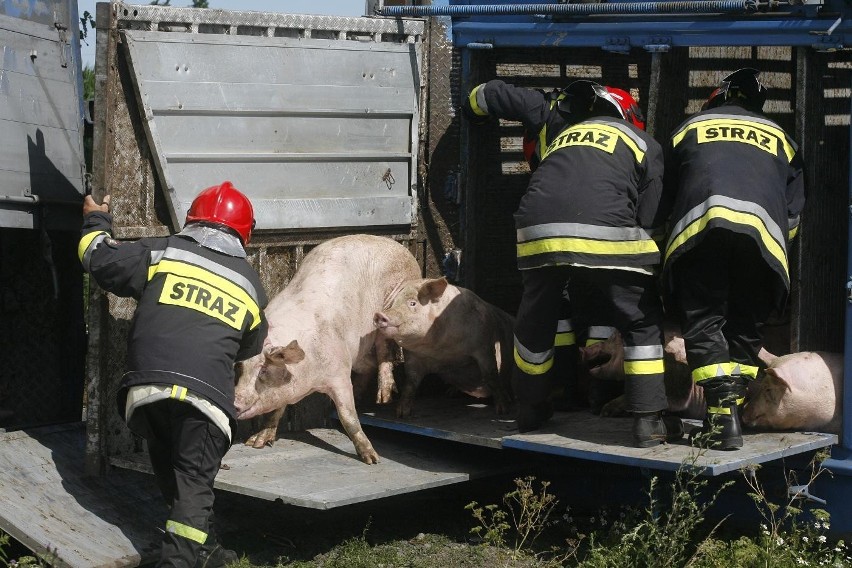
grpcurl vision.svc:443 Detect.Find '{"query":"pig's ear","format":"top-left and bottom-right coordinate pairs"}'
top-left (765, 369), bottom-right (793, 393)
top-left (264, 340), bottom-right (305, 367)
top-left (418, 277), bottom-right (448, 303)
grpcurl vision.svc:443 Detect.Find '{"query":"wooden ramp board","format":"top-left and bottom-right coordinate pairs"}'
top-left (357, 398), bottom-right (838, 476)
top-left (111, 428), bottom-right (518, 510)
top-left (0, 423), bottom-right (165, 568)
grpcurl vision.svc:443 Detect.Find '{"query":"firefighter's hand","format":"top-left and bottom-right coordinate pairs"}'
top-left (83, 194), bottom-right (111, 215)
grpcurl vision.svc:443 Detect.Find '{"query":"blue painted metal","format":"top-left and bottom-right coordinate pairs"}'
top-left (381, 0), bottom-right (850, 49)
top-left (381, 1), bottom-right (756, 16)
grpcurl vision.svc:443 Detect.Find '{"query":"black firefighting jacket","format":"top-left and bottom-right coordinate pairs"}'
top-left (662, 102), bottom-right (805, 300)
top-left (79, 211), bottom-right (268, 430)
top-left (514, 116), bottom-right (666, 271)
top-left (466, 80), bottom-right (569, 169)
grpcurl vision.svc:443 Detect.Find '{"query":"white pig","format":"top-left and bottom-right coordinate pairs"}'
top-left (234, 234), bottom-right (421, 464)
top-left (373, 276), bottom-right (514, 418)
top-left (743, 351), bottom-right (844, 435)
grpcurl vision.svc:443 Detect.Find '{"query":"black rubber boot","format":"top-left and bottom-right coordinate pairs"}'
top-left (689, 376), bottom-right (745, 450)
top-left (633, 412), bottom-right (684, 448)
top-left (195, 542), bottom-right (238, 568)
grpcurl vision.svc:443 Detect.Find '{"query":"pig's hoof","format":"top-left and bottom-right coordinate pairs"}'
top-left (376, 391), bottom-right (394, 405)
top-left (395, 406), bottom-right (412, 418)
top-left (600, 397), bottom-right (628, 417)
top-left (246, 431), bottom-right (276, 449)
top-left (360, 450), bottom-right (380, 465)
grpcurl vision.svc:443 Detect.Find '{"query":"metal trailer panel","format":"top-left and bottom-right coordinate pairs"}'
top-left (120, 22), bottom-right (421, 233)
top-left (0, 3), bottom-right (85, 231)
top-left (87, 2), bottom-right (428, 475)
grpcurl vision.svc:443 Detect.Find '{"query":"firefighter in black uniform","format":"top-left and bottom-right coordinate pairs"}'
top-left (465, 79), bottom-right (679, 446)
top-left (663, 68), bottom-right (805, 450)
top-left (466, 81), bottom-right (649, 413)
top-left (80, 182), bottom-right (269, 567)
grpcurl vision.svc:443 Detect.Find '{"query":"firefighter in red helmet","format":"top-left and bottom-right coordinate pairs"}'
top-left (464, 79), bottom-right (679, 447)
top-left (663, 68), bottom-right (805, 450)
top-left (80, 182), bottom-right (268, 567)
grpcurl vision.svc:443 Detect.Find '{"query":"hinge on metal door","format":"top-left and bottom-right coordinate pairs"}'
top-left (54, 22), bottom-right (69, 68)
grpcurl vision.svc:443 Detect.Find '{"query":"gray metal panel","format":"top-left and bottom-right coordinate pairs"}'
top-left (0, 6), bottom-right (85, 231)
top-left (121, 25), bottom-right (422, 232)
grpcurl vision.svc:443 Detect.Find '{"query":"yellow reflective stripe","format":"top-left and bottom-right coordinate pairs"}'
top-left (739, 365), bottom-right (759, 380)
top-left (518, 236), bottom-right (658, 258)
top-left (665, 206), bottom-right (788, 279)
top-left (554, 332), bottom-right (576, 347)
top-left (692, 363), bottom-right (738, 382)
top-left (585, 338), bottom-right (604, 346)
top-left (514, 347), bottom-right (553, 376)
top-left (468, 84), bottom-right (488, 116)
top-left (707, 406), bottom-right (732, 415)
top-left (169, 385), bottom-right (188, 401)
top-left (624, 359), bottom-right (665, 375)
top-left (149, 259), bottom-right (262, 330)
top-left (789, 226), bottom-right (799, 240)
top-left (78, 231), bottom-right (108, 262)
top-left (166, 520), bottom-right (208, 544)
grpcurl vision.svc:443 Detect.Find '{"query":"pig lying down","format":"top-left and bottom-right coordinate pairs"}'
top-left (744, 351), bottom-right (844, 435)
top-left (588, 331), bottom-right (844, 436)
top-left (374, 277), bottom-right (514, 418)
top-left (234, 234), bottom-right (421, 464)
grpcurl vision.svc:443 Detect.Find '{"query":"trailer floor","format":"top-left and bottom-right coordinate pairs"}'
top-left (356, 397), bottom-right (838, 475)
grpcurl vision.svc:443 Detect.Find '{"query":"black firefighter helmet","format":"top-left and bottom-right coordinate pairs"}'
top-left (702, 67), bottom-right (768, 113)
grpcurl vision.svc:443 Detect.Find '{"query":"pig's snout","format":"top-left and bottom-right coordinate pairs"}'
top-left (374, 312), bottom-right (392, 329)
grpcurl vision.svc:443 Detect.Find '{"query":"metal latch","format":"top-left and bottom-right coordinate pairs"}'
top-left (789, 483), bottom-right (827, 505)
top-left (54, 22), bottom-right (69, 68)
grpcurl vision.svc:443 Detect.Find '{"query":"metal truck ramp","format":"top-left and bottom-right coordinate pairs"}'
top-left (357, 398), bottom-right (838, 476)
top-left (111, 427), bottom-right (518, 510)
top-left (0, 423), bottom-right (165, 568)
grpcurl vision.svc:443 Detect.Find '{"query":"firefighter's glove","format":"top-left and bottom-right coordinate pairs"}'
top-left (462, 85), bottom-right (491, 126)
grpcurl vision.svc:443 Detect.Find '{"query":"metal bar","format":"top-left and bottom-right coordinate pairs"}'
top-left (164, 152), bottom-right (412, 163)
top-left (844, 70), bottom-right (852, 451)
top-left (450, 20), bottom-right (848, 49)
top-left (151, 109), bottom-right (413, 119)
top-left (380, 1), bottom-right (755, 16)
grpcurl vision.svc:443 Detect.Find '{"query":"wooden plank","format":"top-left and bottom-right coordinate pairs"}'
top-left (112, 428), bottom-right (519, 510)
top-left (357, 397), bottom-right (837, 476)
top-left (0, 424), bottom-right (165, 568)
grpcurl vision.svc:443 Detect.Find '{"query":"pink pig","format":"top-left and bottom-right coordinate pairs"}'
top-left (373, 277), bottom-right (514, 418)
top-left (743, 351), bottom-right (844, 435)
top-left (234, 235), bottom-right (421, 464)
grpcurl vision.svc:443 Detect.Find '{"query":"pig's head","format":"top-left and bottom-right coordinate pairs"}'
top-left (373, 277), bottom-right (449, 348)
top-left (742, 370), bottom-right (795, 429)
top-left (234, 340), bottom-right (305, 420)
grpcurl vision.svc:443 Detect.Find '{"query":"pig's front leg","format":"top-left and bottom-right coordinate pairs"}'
top-left (329, 383), bottom-right (379, 464)
top-left (397, 352), bottom-right (428, 418)
top-left (246, 406), bottom-right (286, 448)
top-left (375, 337), bottom-right (397, 404)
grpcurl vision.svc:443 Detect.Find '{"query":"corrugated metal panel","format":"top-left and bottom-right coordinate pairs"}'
top-left (120, 20), bottom-right (422, 232)
top-left (0, 2), bottom-right (85, 230)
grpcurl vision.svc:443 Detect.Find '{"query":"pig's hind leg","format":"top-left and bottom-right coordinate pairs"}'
top-left (375, 337), bottom-right (398, 404)
top-left (476, 348), bottom-right (512, 415)
top-left (246, 406), bottom-right (286, 448)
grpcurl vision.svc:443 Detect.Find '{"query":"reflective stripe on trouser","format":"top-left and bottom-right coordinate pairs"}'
top-left (552, 297), bottom-right (579, 393)
top-left (135, 399), bottom-right (230, 568)
top-left (669, 230), bottom-right (778, 386)
top-left (563, 266), bottom-right (668, 413)
top-left (514, 265), bottom-right (667, 413)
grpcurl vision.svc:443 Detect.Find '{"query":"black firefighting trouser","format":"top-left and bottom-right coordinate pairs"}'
top-left (135, 399), bottom-right (230, 568)
top-left (513, 265), bottom-right (668, 414)
top-left (669, 230), bottom-right (779, 384)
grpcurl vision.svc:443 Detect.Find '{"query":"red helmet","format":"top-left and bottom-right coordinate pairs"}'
top-left (605, 87), bottom-right (646, 130)
top-left (185, 181), bottom-right (255, 245)
top-left (703, 68), bottom-right (767, 112)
